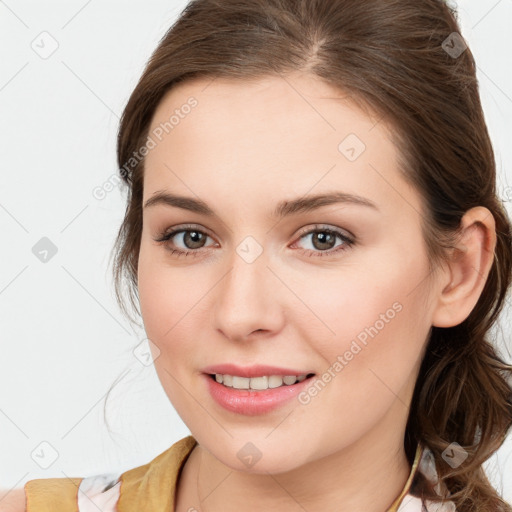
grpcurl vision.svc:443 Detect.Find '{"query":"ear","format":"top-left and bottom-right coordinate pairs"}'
top-left (431, 206), bottom-right (496, 328)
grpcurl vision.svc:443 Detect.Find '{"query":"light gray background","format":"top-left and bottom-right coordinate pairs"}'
top-left (1, 0), bottom-right (511, 502)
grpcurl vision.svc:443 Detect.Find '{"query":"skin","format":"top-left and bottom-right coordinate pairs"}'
top-left (0, 489), bottom-right (26, 511)
top-left (136, 72), bottom-right (496, 512)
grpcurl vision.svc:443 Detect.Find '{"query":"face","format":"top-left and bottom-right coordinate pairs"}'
top-left (137, 72), bottom-right (438, 473)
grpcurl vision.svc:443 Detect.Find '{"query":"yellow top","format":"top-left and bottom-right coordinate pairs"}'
top-left (24, 435), bottom-right (455, 511)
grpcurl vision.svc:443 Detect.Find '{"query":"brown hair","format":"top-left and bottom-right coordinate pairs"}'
top-left (109, 0), bottom-right (512, 509)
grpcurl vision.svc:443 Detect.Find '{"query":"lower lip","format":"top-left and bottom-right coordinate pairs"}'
top-left (203, 374), bottom-right (315, 416)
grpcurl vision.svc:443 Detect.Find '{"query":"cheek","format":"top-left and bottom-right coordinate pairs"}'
top-left (138, 265), bottom-right (172, 340)
top-left (138, 243), bottom-right (199, 335)
top-left (290, 261), bottom-right (430, 446)
top-left (137, 246), bottom-right (216, 385)
top-left (137, 252), bottom-right (200, 410)
top-left (294, 245), bottom-right (431, 389)
top-left (137, 247), bottom-right (189, 355)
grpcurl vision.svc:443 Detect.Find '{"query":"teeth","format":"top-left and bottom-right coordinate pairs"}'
top-left (249, 376), bottom-right (268, 390)
top-left (233, 376), bottom-right (250, 389)
top-left (214, 373), bottom-right (309, 390)
top-left (268, 375), bottom-right (283, 388)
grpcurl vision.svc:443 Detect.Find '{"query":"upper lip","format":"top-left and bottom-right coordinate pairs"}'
top-left (202, 363), bottom-right (315, 378)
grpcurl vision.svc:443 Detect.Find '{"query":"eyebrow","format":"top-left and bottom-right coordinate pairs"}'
top-left (143, 190), bottom-right (379, 217)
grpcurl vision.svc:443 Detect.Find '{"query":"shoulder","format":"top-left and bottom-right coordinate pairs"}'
top-left (0, 488), bottom-right (26, 512)
top-left (22, 435), bottom-right (197, 512)
top-left (23, 477), bottom-right (83, 512)
top-left (396, 444), bottom-right (456, 512)
top-left (21, 475), bottom-right (120, 512)
top-left (117, 435), bottom-right (197, 510)
top-left (77, 472), bottom-right (122, 512)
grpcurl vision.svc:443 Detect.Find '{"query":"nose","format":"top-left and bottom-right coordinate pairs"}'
top-left (212, 246), bottom-right (285, 343)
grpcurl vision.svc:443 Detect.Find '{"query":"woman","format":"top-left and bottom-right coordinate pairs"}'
top-left (10, 0), bottom-right (512, 510)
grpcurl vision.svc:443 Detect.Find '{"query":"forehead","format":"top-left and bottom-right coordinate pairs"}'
top-left (148, 73), bottom-right (385, 148)
top-left (142, 73), bottom-right (422, 220)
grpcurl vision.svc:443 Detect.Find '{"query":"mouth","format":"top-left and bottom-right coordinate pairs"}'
top-left (203, 372), bottom-right (317, 415)
top-left (206, 372), bottom-right (316, 391)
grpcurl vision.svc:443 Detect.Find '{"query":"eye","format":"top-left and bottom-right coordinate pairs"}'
top-left (153, 224), bottom-right (216, 257)
top-left (153, 223), bottom-right (355, 258)
top-left (291, 225), bottom-right (354, 257)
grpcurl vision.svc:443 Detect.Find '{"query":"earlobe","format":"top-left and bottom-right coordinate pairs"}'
top-left (431, 206), bottom-right (496, 328)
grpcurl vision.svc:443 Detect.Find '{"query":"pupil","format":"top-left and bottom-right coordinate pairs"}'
top-left (185, 231), bottom-right (205, 249)
top-left (314, 232), bottom-right (335, 250)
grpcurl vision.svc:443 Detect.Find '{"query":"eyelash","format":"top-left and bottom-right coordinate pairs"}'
top-left (153, 223), bottom-right (355, 258)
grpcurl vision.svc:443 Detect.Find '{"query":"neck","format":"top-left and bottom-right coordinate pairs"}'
top-left (179, 401), bottom-right (413, 512)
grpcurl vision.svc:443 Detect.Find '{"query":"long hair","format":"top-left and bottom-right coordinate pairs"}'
top-left (109, 1), bottom-right (512, 509)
